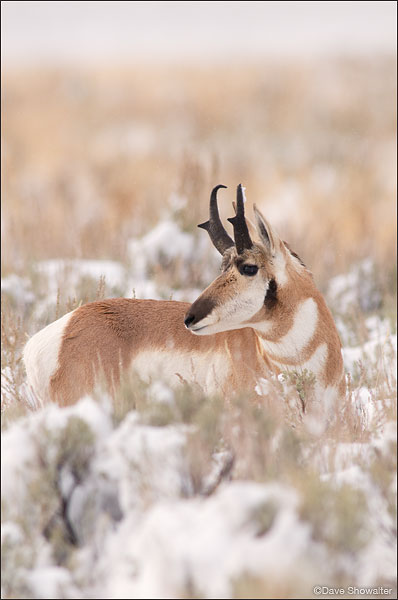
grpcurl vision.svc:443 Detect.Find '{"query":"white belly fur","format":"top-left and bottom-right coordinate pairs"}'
top-left (131, 349), bottom-right (231, 396)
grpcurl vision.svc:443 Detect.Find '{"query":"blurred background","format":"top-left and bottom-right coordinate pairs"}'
top-left (1, 0), bottom-right (397, 308)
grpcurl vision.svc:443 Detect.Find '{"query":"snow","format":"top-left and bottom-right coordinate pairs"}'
top-left (327, 258), bottom-right (382, 313)
top-left (24, 258), bottom-right (129, 323)
top-left (2, 385), bottom-right (396, 598)
top-left (27, 567), bottom-right (79, 600)
top-left (1, 367), bottom-right (16, 406)
top-left (124, 218), bottom-right (219, 301)
top-left (147, 381), bottom-right (175, 404)
top-left (1, 521), bottom-right (24, 546)
top-left (325, 464), bottom-right (397, 587)
top-left (1, 397), bottom-right (112, 513)
top-left (343, 333), bottom-right (397, 374)
top-left (2, 240), bottom-right (397, 598)
top-left (22, 220), bottom-right (218, 317)
top-left (36, 258), bottom-right (126, 294)
top-left (255, 377), bottom-right (271, 397)
top-left (127, 219), bottom-right (216, 284)
top-left (102, 482), bottom-right (309, 600)
top-left (92, 414), bottom-right (189, 513)
top-left (128, 220), bottom-right (195, 274)
top-left (1, 273), bottom-right (35, 307)
top-left (1, 417), bottom-right (38, 506)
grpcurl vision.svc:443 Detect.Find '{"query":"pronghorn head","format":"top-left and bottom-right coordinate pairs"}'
top-left (184, 184), bottom-right (305, 335)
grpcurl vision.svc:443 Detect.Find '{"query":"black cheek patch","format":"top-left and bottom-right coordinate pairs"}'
top-left (264, 278), bottom-right (277, 310)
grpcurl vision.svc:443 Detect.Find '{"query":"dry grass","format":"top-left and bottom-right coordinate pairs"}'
top-left (1, 55), bottom-right (396, 438)
top-left (2, 58), bottom-right (396, 284)
top-left (1, 56), bottom-right (396, 599)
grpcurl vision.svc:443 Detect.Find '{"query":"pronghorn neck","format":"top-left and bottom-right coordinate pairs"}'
top-left (253, 295), bottom-right (321, 370)
top-left (248, 268), bottom-right (343, 394)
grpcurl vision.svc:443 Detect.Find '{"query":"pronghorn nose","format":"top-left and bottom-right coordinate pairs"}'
top-left (184, 297), bottom-right (216, 329)
top-left (184, 313), bottom-right (196, 328)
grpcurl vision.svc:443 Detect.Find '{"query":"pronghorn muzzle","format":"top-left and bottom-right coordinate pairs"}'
top-left (184, 297), bottom-right (216, 331)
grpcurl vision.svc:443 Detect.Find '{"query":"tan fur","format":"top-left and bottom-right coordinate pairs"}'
top-left (49, 299), bottom-right (274, 406)
top-left (248, 258), bottom-right (343, 387)
top-left (184, 233), bottom-right (344, 399)
top-left (25, 200), bottom-right (345, 409)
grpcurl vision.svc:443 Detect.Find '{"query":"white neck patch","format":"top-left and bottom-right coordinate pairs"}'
top-left (258, 297), bottom-right (318, 359)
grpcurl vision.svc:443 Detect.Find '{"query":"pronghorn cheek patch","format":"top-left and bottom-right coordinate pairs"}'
top-left (264, 279), bottom-right (277, 310)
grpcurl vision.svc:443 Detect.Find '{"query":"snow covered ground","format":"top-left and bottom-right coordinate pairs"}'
top-left (2, 388), bottom-right (396, 599)
top-left (1, 222), bottom-right (397, 599)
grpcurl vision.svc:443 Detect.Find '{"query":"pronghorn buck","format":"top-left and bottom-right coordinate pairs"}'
top-left (24, 185), bottom-right (345, 408)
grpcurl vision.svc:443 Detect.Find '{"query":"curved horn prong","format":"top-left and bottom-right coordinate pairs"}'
top-left (227, 184), bottom-right (253, 254)
top-left (198, 185), bottom-right (235, 255)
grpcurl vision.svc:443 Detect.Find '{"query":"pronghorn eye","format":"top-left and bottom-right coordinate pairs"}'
top-left (241, 264), bottom-right (258, 276)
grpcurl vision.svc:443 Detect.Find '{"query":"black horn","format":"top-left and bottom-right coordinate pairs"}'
top-left (198, 185), bottom-right (235, 255)
top-left (227, 184), bottom-right (253, 254)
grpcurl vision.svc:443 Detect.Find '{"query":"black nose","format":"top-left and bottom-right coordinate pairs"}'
top-left (184, 298), bottom-right (216, 329)
top-left (184, 313), bottom-right (196, 328)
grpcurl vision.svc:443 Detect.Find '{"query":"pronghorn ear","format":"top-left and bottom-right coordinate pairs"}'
top-left (253, 205), bottom-right (279, 255)
top-left (245, 215), bottom-right (258, 242)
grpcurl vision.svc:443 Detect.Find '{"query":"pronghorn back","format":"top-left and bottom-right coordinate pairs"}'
top-left (24, 299), bottom-right (271, 405)
top-left (23, 184), bottom-right (345, 409)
